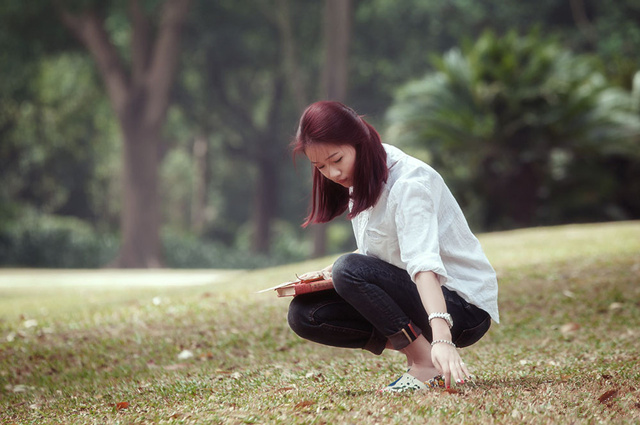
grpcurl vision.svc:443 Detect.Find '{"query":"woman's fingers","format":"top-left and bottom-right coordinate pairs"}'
top-left (432, 345), bottom-right (472, 388)
top-left (451, 359), bottom-right (471, 385)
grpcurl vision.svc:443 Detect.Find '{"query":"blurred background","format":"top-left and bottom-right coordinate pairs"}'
top-left (1, 0), bottom-right (639, 269)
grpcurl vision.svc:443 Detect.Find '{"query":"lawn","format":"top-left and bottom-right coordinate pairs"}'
top-left (1, 221), bottom-right (639, 424)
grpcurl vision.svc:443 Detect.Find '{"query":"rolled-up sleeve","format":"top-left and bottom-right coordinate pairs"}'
top-left (390, 178), bottom-right (449, 284)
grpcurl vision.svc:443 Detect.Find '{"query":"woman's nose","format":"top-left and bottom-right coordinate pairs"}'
top-left (329, 166), bottom-right (341, 179)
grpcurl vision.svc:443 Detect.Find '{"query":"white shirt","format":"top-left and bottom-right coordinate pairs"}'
top-left (351, 144), bottom-right (500, 323)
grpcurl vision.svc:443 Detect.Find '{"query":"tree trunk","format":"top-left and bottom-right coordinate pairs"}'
top-left (57, 0), bottom-right (191, 267)
top-left (119, 122), bottom-right (163, 267)
top-left (252, 152), bottom-right (278, 254)
top-left (505, 161), bottom-right (540, 228)
top-left (314, 0), bottom-right (352, 257)
top-left (322, 0), bottom-right (351, 102)
top-left (191, 135), bottom-right (209, 235)
top-left (251, 75), bottom-right (285, 255)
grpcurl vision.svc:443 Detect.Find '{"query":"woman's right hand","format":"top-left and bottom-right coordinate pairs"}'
top-left (298, 265), bottom-right (332, 281)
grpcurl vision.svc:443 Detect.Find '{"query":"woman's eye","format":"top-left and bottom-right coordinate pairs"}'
top-left (334, 157), bottom-right (342, 163)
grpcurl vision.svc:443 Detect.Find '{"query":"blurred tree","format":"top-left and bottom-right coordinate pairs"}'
top-left (174, 0), bottom-right (337, 256)
top-left (0, 3), bottom-right (120, 229)
top-left (387, 30), bottom-right (640, 230)
top-left (56, 0), bottom-right (192, 267)
top-left (174, 0), bottom-right (305, 255)
top-left (312, 0), bottom-right (353, 257)
top-left (3, 0), bottom-right (640, 268)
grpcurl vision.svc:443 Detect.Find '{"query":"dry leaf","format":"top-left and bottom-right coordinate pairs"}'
top-left (295, 400), bottom-right (316, 409)
top-left (163, 363), bottom-right (188, 370)
top-left (560, 322), bottom-right (580, 335)
top-left (609, 302), bottom-right (623, 311)
top-left (598, 389), bottom-right (618, 404)
top-left (177, 349), bottom-right (194, 360)
top-left (199, 352), bottom-right (214, 360)
top-left (115, 401), bottom-right (130, 410)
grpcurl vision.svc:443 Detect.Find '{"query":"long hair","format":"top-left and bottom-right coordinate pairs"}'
top-left (292, 101), bottom-right (388, 227)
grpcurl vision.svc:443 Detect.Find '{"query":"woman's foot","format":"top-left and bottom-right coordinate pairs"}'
top-left (400, 334), bottom-right (439, 382)
top-left (379, 372), bottom-right (446, 393)
top-left (406, 364), bottom-right (440, 383)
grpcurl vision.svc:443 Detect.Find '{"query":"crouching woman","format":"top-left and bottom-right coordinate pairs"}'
top-left (287, 101), bottom-right (499, 392)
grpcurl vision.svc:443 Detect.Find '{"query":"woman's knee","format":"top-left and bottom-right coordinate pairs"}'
top-left (332, 253), bottom-right (366, 294)
top-left (332, 253), bottom-right (362, 276)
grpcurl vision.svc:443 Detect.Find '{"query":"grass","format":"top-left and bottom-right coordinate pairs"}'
top-left (1, 221), bottom-right (639, 424)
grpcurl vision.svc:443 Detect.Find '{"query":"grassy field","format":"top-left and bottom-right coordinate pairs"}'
top-left (1, 221), bottom-right (639, 424)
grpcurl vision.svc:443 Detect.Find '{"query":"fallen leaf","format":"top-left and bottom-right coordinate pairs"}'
top-left (598, 389), bottom-right (618, 404)
top-left (177, 349), bottom-right (194, 360)
top-left (295, 400), bottom-right (316, 409)
top-left (115, 402), bottom-right (130, 410)
top-left (199, 352), bottom-right (214, 360)
top-left (305, 371), bottom-right (324, 381)
top-left (609, 302), bottom-right (623, 311)
top-left (11, 385), bottom-right (30, 393)
top-left (23, 319), bottom-right (38, 328)
top-left (560, 322), bottom-right (580, 335)
top-left (163, 363), bottom-right (189, 371)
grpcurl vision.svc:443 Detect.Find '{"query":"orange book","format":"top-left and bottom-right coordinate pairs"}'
top-left (275, 279), bottom-right (334, 297)
top-left (258, 270), bottom-right (334, 297)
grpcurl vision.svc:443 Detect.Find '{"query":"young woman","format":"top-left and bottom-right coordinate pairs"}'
top-left (287, 101), bottom-right (499, 392)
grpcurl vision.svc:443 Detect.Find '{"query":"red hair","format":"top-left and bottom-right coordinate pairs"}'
top-left (292, 101), bottom-right (388, 227)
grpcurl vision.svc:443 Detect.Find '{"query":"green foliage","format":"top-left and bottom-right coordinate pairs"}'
top-left (387, 29), bottom-right (640, 230)
top-left (162, 229), bottom-right (275, 269)
top-left (0, 211), bottom-right (118, 268)
top-left (0, 52), bottom-right (120, 225)
top-left (3, 0), bottom-right (640, 264)
top-left (0, 211), bottom-right (313, 269)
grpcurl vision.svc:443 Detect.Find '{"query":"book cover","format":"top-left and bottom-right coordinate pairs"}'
top-left (275, 278), bottom-right (334, 297)
top-left (258, 270), bottom-right (334, 297)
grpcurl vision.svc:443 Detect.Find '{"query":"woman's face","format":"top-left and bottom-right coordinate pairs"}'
top-left (305, 143), bottom-right (356, 188)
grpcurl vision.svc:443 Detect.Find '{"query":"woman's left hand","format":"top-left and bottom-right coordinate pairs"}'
top-left (430, 342), bottom-right (471, 388)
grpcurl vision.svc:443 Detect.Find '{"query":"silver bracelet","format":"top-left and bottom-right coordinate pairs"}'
top-left (431, 339), bottom-right (456, 348)
top-left (428, 312), bottom-right (453, 328)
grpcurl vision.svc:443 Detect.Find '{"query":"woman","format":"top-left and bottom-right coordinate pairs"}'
top-left (287, 101), bottom-right (499, 392)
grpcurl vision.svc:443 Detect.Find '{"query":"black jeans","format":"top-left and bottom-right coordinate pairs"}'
top-left (288, 253), bottom-right (491, 355)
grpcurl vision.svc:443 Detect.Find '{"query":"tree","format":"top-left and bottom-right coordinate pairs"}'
top-left (312, 0), bottom-right (353, 257)
top-left (174, 0), bottom-right (299, 255)
top-left (56, 0), bottom-right (192, 267)
top-left (387, 30), bottom-right (640, 230)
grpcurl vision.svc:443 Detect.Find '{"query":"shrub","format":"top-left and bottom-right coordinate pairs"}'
top-left (0, 213), bottom-right (118, 268)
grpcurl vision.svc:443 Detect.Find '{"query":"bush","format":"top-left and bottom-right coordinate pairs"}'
top-left (162, 230), bottom-right (276, 269)
top-left (0, 213), bottom-right (118, 268)
top-left (0, 213), bottom-right (310, 269)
